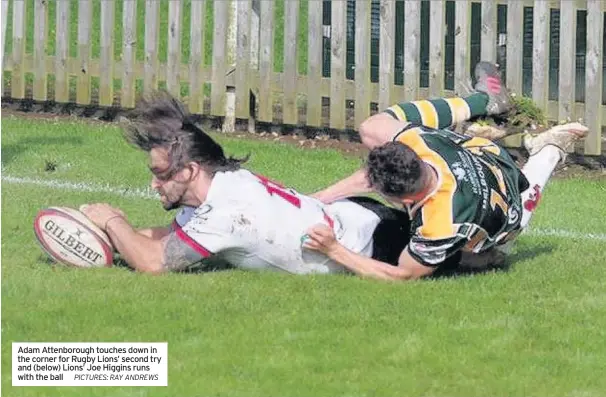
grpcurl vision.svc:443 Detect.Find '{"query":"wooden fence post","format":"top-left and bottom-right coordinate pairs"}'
top-left (77, 0), bottom-right (92, 105)
top-left (211, 0), bottom-right (228, 117)
top-left (257, 0), bottom-right (273, 123)
top-left (222, 0), bottom-right (237, 132)
top-left (557, 0), bottom-right (576, 124)
top-left (235, 0), bottom-right (251, 121)
top-left (379, 0), bottom-right (395, 110)
top-left (584, 0), bottom-right (604, 155)
top-left (99, 0), bottom-right (115, 106)
top-left (480, 0), bottom-right (496, 63)
top-left (502, 0), bottom-right (524, 147)
top-left (330, 0), bottom-right (346, 130)
top-left (429, 0), bottom-right (445, 99)
top-left (55, 0), bottom-right (70, 103)
top-left (283, 0), bottom-right (299, 126)
top-left (403, 0), bottom-right (420, 102)
top-left (189, 0), bottom-right (206, 115)
top-left (33, 0), bottom-right (48, 101)
top-left (122, 0), bottom-right (137, 108)
top-left (167, 0), bottom-right (182, 99)
top-left (306, 1), bottom-right (322, 127)
top-left (355, 0), bottom-right (372, 128)
top-left (454, 0), bottom-right (471, 96)
top-left (1, 0), bottom-right (8, 77)
top-left (531, 0), bottom-right (549, 113)
top-left (11, 0), bottom-right (26, 99)
top-left (144, 0), bottom-right (160, 94)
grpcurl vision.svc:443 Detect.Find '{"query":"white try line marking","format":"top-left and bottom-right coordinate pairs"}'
top-left (4, 174), bottom-right (606, 242)
top-left (2, 175), bottom-right (158, 200)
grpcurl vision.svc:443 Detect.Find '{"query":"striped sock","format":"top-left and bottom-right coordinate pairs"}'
top-left (384, 93), bottom-right (489, 129)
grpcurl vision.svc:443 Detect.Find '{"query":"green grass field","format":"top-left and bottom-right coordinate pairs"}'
top-left (2, 114), bottom-right (606, 397)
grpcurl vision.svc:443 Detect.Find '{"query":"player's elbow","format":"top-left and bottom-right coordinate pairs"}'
top-left (129, 257), bottom-right (166, 274)
top-left (358, 113), bottom-right (400, 149)
top-left (359, 119), bottom-right (382, 149)
top-left (390, 268), bottom-right (417, 281)
top-left (374, 266), bottom-right (417, 282)
top-left (389, 263), bottom-right (435, 281)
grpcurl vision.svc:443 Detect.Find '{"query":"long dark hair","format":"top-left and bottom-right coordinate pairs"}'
top-left (123, 90), bottom-right (248, 175)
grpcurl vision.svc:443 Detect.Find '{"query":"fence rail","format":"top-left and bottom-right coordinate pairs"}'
top-left (1, 0), bottom-right (605, 155)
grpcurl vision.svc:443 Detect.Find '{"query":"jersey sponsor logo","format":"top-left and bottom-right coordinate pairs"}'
top-left (451, 161), bottom-right (468, 182)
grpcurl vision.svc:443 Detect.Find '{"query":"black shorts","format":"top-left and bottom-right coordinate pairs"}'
top-left (346, 196), bottom-right (411, 266)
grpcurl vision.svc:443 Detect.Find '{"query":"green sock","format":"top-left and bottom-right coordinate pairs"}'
top-left (384, 93), bottom-right (489, 129)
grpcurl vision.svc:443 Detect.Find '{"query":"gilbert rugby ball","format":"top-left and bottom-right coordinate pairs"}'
top-left (34, 207), bottom-right (114, 268)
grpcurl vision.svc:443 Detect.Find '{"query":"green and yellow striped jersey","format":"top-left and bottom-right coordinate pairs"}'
top-left (393, 125), bottom-right (528, 267)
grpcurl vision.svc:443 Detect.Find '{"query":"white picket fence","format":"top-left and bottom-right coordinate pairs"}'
top-left (1, 0), bottom-right (604, 154)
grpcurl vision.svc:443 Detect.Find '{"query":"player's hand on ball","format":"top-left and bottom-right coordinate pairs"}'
top-left (302, 224), bottom-right (339, 255)
top-left (79, 203), bottom-right (125, 231)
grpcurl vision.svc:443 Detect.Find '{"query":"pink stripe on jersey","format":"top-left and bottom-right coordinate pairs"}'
top-left (173, 222), bottom-right (212, 258)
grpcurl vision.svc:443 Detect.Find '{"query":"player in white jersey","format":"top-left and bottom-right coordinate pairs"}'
top-left (79, 91), bottom-right (416, 274)
top-left (170, 168), bottom-right (385, 274)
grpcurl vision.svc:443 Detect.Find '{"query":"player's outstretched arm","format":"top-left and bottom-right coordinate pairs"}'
top-left (80, 203), bottom-right (165, 273)
top-left (303, 224), bottom-right (435, 281)
top-left (80, 203), bottom-right (204, 273)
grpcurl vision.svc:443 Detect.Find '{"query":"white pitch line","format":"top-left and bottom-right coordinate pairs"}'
top-left (522, 228), bottom-right (606, 242)
top-left (3, 174), bottom-right (606, 242)
top-left (2, 175), bottom-right (158, 200)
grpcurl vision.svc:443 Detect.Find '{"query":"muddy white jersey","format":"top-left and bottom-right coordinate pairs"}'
top-left (172, 169), bottom-right (380, 274)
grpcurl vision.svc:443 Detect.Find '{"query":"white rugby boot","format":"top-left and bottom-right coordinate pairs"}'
top-left (523, 122), bottom-right (589, 162)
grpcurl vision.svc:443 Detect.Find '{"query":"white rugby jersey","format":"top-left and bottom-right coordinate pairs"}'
top-left (172, 169), bottom-right (380, 274)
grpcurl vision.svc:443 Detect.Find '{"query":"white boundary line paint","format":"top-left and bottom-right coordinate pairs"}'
top-left (2, 175), bottom-right (158, 200)
top-left (4, 174), bottom-right (606, 242)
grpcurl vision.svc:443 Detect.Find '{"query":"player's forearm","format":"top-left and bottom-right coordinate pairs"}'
top-left (105, 218), bottom-right (165, 273)
top-left (136, 226), bottom-right (172, 240)
top-left (313, 168), bottom-right (373, 203)
top-left (326, 245), bottom-right (415, 281)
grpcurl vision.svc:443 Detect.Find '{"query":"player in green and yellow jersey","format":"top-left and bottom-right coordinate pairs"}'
top-left (305, 62), bottom-right (588, 280)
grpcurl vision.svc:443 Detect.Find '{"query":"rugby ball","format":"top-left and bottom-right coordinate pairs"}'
top-left (34, 207), bottom-right (114, 268)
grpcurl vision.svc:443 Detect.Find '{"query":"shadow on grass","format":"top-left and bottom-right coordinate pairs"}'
top-left (1, 136), bottom-right (84, 168)
top-left (111, 257), bottom-right (235, 275)
top-left (430, 244), bottom-right (556, 280)
top-left (506, 243), bottom-right (556, 264)
top-left (430, 264), bottom-right (512, 280)
top-left (43, 242), bottom-right (554, 278)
